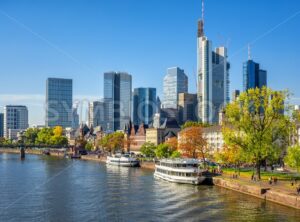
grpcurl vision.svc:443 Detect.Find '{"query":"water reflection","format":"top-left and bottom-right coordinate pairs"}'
top-left (1, 154), bottom-right (300, 222)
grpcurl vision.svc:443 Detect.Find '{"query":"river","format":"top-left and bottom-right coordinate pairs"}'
top-left (1, 153), bottom-right (300, 222)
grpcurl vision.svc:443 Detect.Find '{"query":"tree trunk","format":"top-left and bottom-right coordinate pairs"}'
top-left (256, 161), bottom-right (261, 180)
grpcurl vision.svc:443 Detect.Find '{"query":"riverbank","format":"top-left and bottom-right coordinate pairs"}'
top-left (213, 176), bottom-right (300, 209)
top-left (0, 148), bottom-right (156, 170)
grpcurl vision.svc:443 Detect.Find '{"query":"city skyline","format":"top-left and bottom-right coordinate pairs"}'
top-left (0, 0), bottom-right (300, 125)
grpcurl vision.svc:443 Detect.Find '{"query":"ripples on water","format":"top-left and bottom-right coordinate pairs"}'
top-left (0, 154), bottom-right (300, 222)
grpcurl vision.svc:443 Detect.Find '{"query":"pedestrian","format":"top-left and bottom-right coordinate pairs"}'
top-left (251, 174), bottom-right (254, 181)
top-left (297, 186), bottom-right (300, 195)
top-left (268, 177), bottom-right (272, 185)
top-left (274, 177), bottom-right (278, 185)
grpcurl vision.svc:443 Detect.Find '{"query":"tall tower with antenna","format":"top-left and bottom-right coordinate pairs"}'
top-left (197, 0), bottom-right (230, 124)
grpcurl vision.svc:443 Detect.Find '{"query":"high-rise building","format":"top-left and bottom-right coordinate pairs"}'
top-left (133, 88), bottom-right (156, 126)
top-left (104, 72), bottom-right (132, 131)
top-left (0, 113), bottom-right (4, 137)
top-left (46, 78), bottom-right (73, 128)
top-left (243, 60), bottom-right (267, 91)
top-left (71, 107), bottom-right (79, 129)
top-left (88, 101), bottom-right (106, 129)
top-left (163, 67), bottom-right (188, 109)
top-left (156, 96), bottom-right (161, 113)
top-left (178, 93), bottom-right (197, 124)
top-left (232, 90), bottom-right (240, 101)
top-left (4, 105), bottom-right (28, 139)
top-left (197, 5), bottom-right (230, 124)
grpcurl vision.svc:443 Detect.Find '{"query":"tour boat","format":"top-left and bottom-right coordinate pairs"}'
top-left (106, 153), bottom-right (140, 167)
top-left (154, 159), bottom-right (207, 185)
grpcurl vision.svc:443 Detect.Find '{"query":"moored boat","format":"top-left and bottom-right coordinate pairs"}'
top-left (154, 158), bottom-right (208, 185)
top-left (106, 153), bottom-right (140, 167)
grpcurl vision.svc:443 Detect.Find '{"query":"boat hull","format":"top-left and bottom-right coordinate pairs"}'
top-left (106, 160), bottom-right (140, 167)
top-left (154, 171), bottom-right (206, 185)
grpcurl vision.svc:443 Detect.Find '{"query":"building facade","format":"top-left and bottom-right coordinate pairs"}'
top-left (243, 60), bottom-right (267, 91)
top-left (88, 101), bottom-right (106, 129)
top-left (0, 113), bottom-right (4, 137)
top-left (178, 93), bottom-right (197, 124)
top-left (133, 87), bottom-right (156, 126)
top-left (4, 105), bottom-right (28, 139)
top-left (46, 78), bottom-right (73, 128)
top-left (178, 125), bottom-right (224, 154)
top-left (104, 72), bottom-right (132, 131)
top-left (163, 67), bottom-right (188, 109)
top-left (197, 20), bottom-right (230, 124)
top-left (232, 90), bottom-right (240, 101)
top-left (72, 107), bottom-right (79, 129)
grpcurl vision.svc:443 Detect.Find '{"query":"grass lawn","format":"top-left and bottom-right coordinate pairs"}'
top-left (222, 168), bottom-right (300, 180)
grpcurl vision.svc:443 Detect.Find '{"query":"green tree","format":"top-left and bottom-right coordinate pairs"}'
top-left (85, 142), bottom-right (94, 151)
top-left (24, 128), bottom-right (40, 145)
top-left (155, 144), bottom-right (173, 159)
top-left (140, 142), bottom-right (156, 158)
top-left (223, 87), bottom-right (290, 179)
top-left (170, 150), bottom-right (181, 158)
top-left (285, 145), bottom-right (300, 173)
top-left (36, 128), bottom-right (54, 145)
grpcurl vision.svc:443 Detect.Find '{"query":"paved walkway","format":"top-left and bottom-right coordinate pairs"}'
top-left (221, 172), bottom-right (300, 196)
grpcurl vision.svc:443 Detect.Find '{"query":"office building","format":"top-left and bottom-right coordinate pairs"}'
top-left (0, 113), bottom-right (3, 137)
top-left (178, 93), bottom-right (197, 124)
top-left (88, 101), bottom-right (106, 129)
top-left (46, 78), bottom-right (73, 128)
top-left (104, 72), bottom-right (132, 131)
top-left (4, 105), bottom-right (28, 139)
top-left (243, 60), bottom-right (267, 91)
top-left (197, 7), bottom-right (230, 124)
top-left (163, 67), bottom-right (188, 109)
top-left (72, 107), bottom-right (79, 129)
top-left (232, 90), bottom-right (240, 101)
top-left (133, 87), bottom-right (156, 126)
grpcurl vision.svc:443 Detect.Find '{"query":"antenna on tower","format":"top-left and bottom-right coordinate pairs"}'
top-left (248, 44), bottom-right (251, 60)
top-left (202, 0), bottom-right (205, 24)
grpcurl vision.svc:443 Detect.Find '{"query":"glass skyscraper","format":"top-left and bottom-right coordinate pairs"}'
top-left (163, 67), bottom-right (188, 109)
top-left (46, 78), bottom-right (73, 128)
top-left (197, 19), bottom-right (230, 124)
top-left (0, 113), bottom-right (4, 137)
top-left (104, 72), bottom-right (132, 131)
top-left (243, 60), bottom-right (267, 91)
top-left (133, 88), bottom-right (156, 126)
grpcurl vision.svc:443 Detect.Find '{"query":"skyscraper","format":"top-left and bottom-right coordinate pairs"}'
top-left (104, 72), bottom-right (132, 131)
top-left (133, 88), bottom-right (156, 126)
top-left (72, 107), bottom-right (79, 129)
top-left (197, 3), bottom-right (230, 124)
top-left (178, 93), bottom-right (198, 124)
top-left (243, 60), bottom-right (267, 91)
top-left (232, 90), bottom-right (240, 101)
top-left (88, 101), bottom-right (106, 129)
top-left (0, 113), bottom-right (4, 138)
top-left (46, 78), bottom-right (73, 128)
top-left (163, 67), bottom-right (188, 109)
top-left (4, 105), bottom-right (28, 139)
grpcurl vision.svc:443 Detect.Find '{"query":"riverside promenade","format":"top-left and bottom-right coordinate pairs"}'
top-left (214, 172), bottom-right (300, 209)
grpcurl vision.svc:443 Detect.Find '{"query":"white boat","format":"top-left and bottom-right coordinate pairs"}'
top-left (106, 153), bottom-right (140, 167)
top-left (154, 158), bottom-right (207, 185)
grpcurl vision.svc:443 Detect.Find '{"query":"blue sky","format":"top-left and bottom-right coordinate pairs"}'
top-left (0, 0), bottom-right (300, 125)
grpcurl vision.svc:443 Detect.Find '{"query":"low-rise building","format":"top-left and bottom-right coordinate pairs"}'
top-left (178, 125), bottom-right (224, 154)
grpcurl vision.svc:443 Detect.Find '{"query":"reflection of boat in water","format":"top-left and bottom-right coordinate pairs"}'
top-left (106, 153), bottom-right (140, 167)
top-left (64, 154), bottom-right (81, 159)
top-left (154, 159), bottom-right (208, 185)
